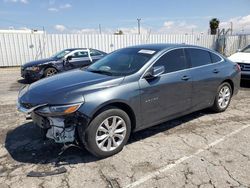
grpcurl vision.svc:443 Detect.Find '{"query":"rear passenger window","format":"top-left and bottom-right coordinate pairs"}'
top-left (154, 49), bottom-right (187, 73)
top-left (72, 51), bottom-right (88, 58)
top-left (90, 50), bottom-right (103, 56)
top-left (187, 48), bottom-right (212, 67)
top-left (210, 52), bottom-right (222, 63)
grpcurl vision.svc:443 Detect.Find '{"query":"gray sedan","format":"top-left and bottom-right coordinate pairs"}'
top-left (17, 44), bottom-right (241, 158)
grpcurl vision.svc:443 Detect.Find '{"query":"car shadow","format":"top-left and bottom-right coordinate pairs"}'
top-left (17, 78), bottom-right (34, 85)
top-left (5, 121), bottom-right (98, 166)
top-left (5, 110), bottom-right (208, 166)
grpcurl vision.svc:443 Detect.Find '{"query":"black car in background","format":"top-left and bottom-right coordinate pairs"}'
top-left (21, 48), bottom-right (106, 81)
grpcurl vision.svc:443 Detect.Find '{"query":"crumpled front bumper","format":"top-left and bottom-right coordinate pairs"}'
top-left (17, 100), bottom-right (90, 143)
top-left (21, 67), bottom-right (43, 80)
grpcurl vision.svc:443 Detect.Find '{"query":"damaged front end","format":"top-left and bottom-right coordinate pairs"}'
top-left (18, 101), bottom-right (89, 144)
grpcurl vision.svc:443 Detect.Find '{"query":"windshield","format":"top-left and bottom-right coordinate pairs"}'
top-left (241, 45), bottom-right (250, 53)
top-left (87, 48), bottom-right (158, 76)
top-left (51, 49), bottom-right (73, 59)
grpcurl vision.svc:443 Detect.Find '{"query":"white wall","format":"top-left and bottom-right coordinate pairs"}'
top-left (0, 33), bottom-right (247, 67)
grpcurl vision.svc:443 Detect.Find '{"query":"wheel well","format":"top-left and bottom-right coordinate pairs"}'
top-left (92, 102), bottom-right (136, 131)
top-left (222, 79), bottom-right (234, 94)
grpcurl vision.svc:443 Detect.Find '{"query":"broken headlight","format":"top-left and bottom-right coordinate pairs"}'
top-left (26, 66), bottom-right (40, 72)
top-left (35, 103), bottom-right (82, 117)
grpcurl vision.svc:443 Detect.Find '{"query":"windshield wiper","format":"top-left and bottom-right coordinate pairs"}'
top-left (87, 69), bottom-right (113, 76)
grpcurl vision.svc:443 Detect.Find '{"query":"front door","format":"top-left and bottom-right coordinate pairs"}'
top-left (67, 50), bottom-right (91, 69)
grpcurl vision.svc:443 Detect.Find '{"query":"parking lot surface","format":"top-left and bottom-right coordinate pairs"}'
top-left (0, 68), bottom-right (250, 188)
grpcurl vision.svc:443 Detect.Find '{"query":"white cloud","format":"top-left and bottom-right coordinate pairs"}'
top-left (60, 3), bottom-right (72, 9)
top-left (159, 21), bottom-right (198, 34)
top-left (20, 0), bottom-right (28, 4)
top-left (71, 28), bottom-right (99, 34)
top-left (48, 3), bottom-right (72, 12)
top-left (54, 24), bottom-right (67, 32)
top-left (220, 14), bottom-right (250, 34)
top-left (163, 21), bottom-right (174, 29)
top-left (69, 27), bottom-right (148, 35)
top-left (48, 7), bottom-right (59, 12)
top-left (4, 0), bottom-right (28, 4)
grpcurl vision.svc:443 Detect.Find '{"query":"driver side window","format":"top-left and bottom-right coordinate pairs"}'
top-left (154, 49), bottom-right (188, 73)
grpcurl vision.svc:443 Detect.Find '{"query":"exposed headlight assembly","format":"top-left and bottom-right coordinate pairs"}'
top-left (26, 66), bottom-right (40, 71)
top-left (35, 103), bottom-right (82, 116)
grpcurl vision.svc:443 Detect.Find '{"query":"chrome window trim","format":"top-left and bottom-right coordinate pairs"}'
top-left (140, 46), bottom-right (224, 79)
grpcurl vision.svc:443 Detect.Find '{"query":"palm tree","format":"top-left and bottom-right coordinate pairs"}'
top-left (210, 18), bottom-right (220, 35)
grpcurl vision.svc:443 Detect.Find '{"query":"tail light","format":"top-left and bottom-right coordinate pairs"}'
top-left (235, 64), bottom-right (241, 72)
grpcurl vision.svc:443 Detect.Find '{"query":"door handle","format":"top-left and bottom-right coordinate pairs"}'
top-left (181, 75), bottom-right (190, 81)
top-left (213, 69), bottom-right (220, 74)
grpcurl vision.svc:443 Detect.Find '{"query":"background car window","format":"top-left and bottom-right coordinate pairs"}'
top-left (90, 50), bottom-right (103, 56)
top-left (154, 49), bottom-right (187, 73)
top-left (241, 46), bottom-right (250, 53)
top-left (72, 51), bottom-right (88, 58)
top-left (210, 52), bottom-right (222, 63)
top-left (187, 48), bottom-right (212, 67)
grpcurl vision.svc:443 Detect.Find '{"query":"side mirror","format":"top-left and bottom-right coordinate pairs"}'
top-left (66, 55), bottom-right (73, 61)
top-left (144, 66), bottom-right (165, 79)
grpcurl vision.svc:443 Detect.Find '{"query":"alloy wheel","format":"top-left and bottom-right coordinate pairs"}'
top-left (95, 116), bottom-right (127, 152)
top-left (218, 85), bottom-right (231, 109)
top-left (46, 69), bottom-right (57, 77)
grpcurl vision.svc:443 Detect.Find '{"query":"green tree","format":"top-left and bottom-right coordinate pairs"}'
top-left (210, 18), bottom-right (220, 35)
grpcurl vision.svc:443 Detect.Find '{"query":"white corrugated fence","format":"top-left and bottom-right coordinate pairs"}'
top-left (0, 33), bottom-right (249, 67)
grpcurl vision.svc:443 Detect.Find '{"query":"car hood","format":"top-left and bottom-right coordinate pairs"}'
top-left (228, 52), bottom-right (250, 64)
top-left (22, 57), bottom-right (58, 68)
top-left (18, 69), bottom-right (125, 105)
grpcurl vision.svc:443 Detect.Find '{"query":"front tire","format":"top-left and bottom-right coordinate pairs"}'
top-left (211, 82), bottom-right (232, 112)
top-left (44, 67), bottom-right (57, 77)
top-left (83, 107), bottom-right (131, 158)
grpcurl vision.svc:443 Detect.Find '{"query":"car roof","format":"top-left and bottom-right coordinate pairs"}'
top-left (64, 48), bottom-right (88, 51)
top-left (128, 43), bottom-right (205, 51)
top-left (64, 48), bottom-right (105, 51)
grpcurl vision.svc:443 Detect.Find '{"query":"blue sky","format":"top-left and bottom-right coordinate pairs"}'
top-left (0, 0), bottom-right (250, 34)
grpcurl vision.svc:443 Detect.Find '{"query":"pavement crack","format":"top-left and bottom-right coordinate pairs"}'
top-left (177, 135), bottom-right (196, 149)
top-left (219, 161), bottom-right (243, 187)
top-left (99, 169), bottom-right (121, 188)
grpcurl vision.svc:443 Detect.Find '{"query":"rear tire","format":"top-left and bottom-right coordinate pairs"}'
top-left (82, 107), bottom-right (131, 158)
top-left (211, 82), bottom-right (232, 112)
top-left (44, 67), bottom-right (57, 77)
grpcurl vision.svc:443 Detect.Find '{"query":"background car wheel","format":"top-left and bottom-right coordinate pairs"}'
top-left (44, 67), bottom-right (57, 77)
top-left (211, 82), bottom-right (232, 112)
top-left (82, 107), bottom-right (131, 158)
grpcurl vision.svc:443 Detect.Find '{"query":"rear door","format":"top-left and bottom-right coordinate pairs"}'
top-left (185, 48), bottom-right (223, 110)
top-left (139, 48), bottom-right (193, 126)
